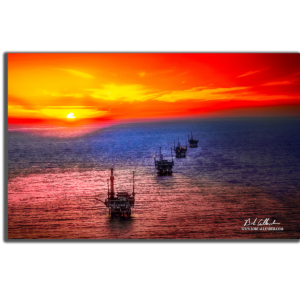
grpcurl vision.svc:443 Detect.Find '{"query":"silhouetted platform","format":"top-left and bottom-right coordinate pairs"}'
top-left (104, 168), bottom-right (135, 217)
top-left (188, 132), bottom-right (199, 148)
top-left (173, 139), bottom-right (187, 158)
top-left (154, 147), bottom-right (174, 175)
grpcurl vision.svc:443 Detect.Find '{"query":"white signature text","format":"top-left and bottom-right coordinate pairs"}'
top-left (244, 218), bottom-right (280, 227)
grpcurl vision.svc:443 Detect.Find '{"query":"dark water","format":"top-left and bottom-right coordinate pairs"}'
top-left (7, 118), bottom-right (300, 239)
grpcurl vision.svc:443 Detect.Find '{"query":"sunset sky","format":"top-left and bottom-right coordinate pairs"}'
top-left (8, 53), bottom-right (300, 125)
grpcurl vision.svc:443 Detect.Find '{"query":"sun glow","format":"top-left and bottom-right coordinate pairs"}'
top-left (67, 112), bottom-right (75, 119)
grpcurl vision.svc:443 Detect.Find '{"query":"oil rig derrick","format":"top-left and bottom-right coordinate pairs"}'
top-left (154, 147), bottom-right (174, 175)
top-left (173, 138), bottom-right (187, 158)
top-left (104, 168), bottom-right (135, 217)
top-left (188, 132), bottom-right (199, 148)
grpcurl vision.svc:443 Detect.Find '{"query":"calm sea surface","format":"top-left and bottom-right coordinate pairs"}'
top-left (7, 118), bottom-right (300, 239)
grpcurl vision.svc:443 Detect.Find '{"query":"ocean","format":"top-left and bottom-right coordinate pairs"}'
top-left (7, 118), bottom-right (300, 239)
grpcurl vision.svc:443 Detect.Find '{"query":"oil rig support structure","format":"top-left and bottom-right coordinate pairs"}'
top-left (104, 168), bottom-right (135, 217)
top-left (173, 139), bottom-right (187, 158)
top-left (188, 132), bottom-right (199, 148)
top-left (154, 147), bottom-right (174, 175)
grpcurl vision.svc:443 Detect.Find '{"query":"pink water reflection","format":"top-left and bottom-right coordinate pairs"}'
top-left (8, 121), bottom-right (118, 138)
top-left (8, 169), bottom-right (300, 239)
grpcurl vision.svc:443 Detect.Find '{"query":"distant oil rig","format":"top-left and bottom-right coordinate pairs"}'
top-left (173, 139), bottom-right (187, 158)
top-left (188, 132), bottom-right (199, 148)
top-left (98, 131), bottom-right (199, 217)
top-left (103, 168), bottom-right (135, 217)
top-left (154, 147), bottom-right (174, 175)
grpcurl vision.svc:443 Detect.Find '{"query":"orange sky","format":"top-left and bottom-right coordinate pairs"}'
top-left (7, 53), bottom-right (300, 125)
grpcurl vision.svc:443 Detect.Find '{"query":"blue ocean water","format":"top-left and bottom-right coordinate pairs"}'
top-left (7, 118), bottom-right (300, 239)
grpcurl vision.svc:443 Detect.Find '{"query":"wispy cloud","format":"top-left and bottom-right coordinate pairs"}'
top-left (156, 86), bottom-right (248, 102)
top-left (57, 68), bottom-right (95, 79)
top-left (138, 69), bottom-right (175, 78)
top-left (43, 90), bottom-right (84, 98)
top-left (178, 71), bottom-right (188, 76)
top-left (85, 84), bottom-right (290, 103)
top-left (237, 68), bottom-right (269, 78)
top-left (262, 80), bottom-right (293, 86)
top-left (262, 72), bottom-right (300, 86)
top-left (7, 95), bottom-right (34, 109)
top-left (86, 84), bottom-right (158, 102)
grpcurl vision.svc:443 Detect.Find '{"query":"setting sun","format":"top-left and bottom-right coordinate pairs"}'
top-left (67, 112), bottom-right (75, 119)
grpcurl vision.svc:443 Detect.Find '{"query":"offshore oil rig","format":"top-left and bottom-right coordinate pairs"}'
top-left (173, 139), bottom-right (187, 158)
top-left (188, 132), bottom-right (199, 148)
top-left (104, 168), bottom-right (135, 217)
top-left (154, 147), bottom-right (174, 175)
